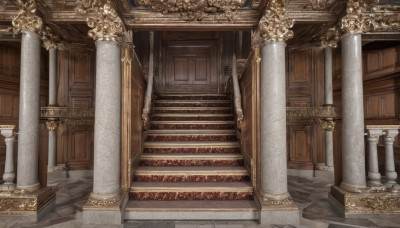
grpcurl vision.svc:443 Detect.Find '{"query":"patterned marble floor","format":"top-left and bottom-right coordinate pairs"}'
top-left (1, 173), bottom-right (400, 228)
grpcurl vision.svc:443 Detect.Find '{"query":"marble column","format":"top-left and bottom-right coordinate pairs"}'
top-left (48, 47), bottom-right (58, 169)
top-left (17, 32), bottom-right (41, 191)
top-left (324, 47), bottom-right (334, 169)
top-left (0, 128), bottom-right (17, 190)
top-left (340, 33), bottom-right (366, 191)
top-left (91, 40), bottom-right (121, 200)
top-left (384, 130), bottom-right (399, 188)
top-left (260, 41), bottom-right (289, 199)
top-left (366, 129), bottom-right (382, 187)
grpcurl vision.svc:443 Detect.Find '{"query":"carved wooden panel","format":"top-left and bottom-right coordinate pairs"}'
top-left (57, 46), bottom-right (95, 170)
top-left (164, 41), bottom-right (218, 93)
top-left (288, 125), bottom-right (314, 169)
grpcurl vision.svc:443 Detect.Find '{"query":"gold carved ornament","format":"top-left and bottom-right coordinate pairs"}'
top-left (76, 0), bottom-right (125, 42)
top-left (46, 120), bottom-right (60, 131)
top-left (341, 0), bottom-right (400, 35)
top-left (258, 0), bottom-right (294, 42)
top-left (320, 118), bottom-right (336, 131)
top-left (320, 26), bottom-right (340, 48)
top-left (41, 26), bottom-right (60, 50)
top-left (12, 0), bottom-right (43, 34)
top-left (136, 0), bottom-right (243, 21)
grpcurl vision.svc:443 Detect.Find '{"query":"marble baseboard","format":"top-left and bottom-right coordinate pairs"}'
top-left (156, 95), bottom-right (229, 100)
top-left (150, 123), bottom-right (235, 130)
top-left (152, 116), bottom-right (234, 121)
top-left (139, 159), bottom-right (243, 167)
top-left (154, 109), bottom-right (233, 114)
top-left (129, 192), bottom-right (253, 201)
top-left (147, 134), bottom-right (237, 141)
top-left (134, 175), bottom-right (249, 182)
top-left (144, 147), bottom-right (240, 154)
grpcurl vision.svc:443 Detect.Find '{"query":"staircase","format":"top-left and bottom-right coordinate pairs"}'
top-left (125, 94), bottom-right (257, 220)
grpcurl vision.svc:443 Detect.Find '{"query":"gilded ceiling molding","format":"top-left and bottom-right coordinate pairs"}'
top-left (258, 0), bottom-right (294, 42)
top-left (12, 0), bottom-right (43, 34)
top-left (320, 26), bottom-right (341, 48)
top-left (136, 0), bottom-right (243, 21)
top-left (76, 0), bottom-right (125, 42)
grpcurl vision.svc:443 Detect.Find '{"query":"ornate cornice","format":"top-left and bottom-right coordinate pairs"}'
top-left (12, 0), bottom-right (43, 34)
top-left (259, 0), bottom-right (293, 42)
top-left (136, 0), bottom-right (243, 21)
top-left (320, 26), bottom-right (340, 48)
top-left (76, 0), bottom-right (125, 42)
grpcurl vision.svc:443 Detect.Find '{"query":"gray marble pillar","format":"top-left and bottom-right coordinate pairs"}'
top-left (48, 48), bottom-right (58, 169)
top-left (340, 33), bottom-right (366, 191)
top-left (366, 130), bottom-right (382, 186)
top-left (324, 47), bottom-right (334, 169)
top-left (260, 41), bottom-right (289, 199)
top-left (1, 134), bottom-right (16, 190)
top-left (48, 48), bottom-right (57, 106)
top-left (92, 40), bottom-right (121, 200)
top-left (384, 130), bottom-right (399, 188)
top-left (17, 32), bottom-right (41, 191)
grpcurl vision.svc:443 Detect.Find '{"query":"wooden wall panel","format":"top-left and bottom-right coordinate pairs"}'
top-left (56, 46), bottom-right (95, 170)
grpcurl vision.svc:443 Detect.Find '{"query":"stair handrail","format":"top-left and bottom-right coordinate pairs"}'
top-left (232, 52), bottom-right (244, 123)
top-left (142, 31), bottom-right (154, 128)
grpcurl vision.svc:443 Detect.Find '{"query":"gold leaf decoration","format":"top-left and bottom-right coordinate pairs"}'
top-left (258, 0), bottom-right (293, 42)
top-left (12, 0), bottom-right (43, 34)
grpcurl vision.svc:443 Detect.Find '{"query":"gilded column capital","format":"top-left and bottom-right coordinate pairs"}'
top-left (341, 0), bottom-right (366, 35)
top-left (41, 27), bottom-right (59, 50)
top-left (46, 120), bottom-right (60, 131)
top-left (12, 0), bottom-right (43, 34)
top-left (320, 26), bottom-right (340, 48)
top-left (76, 0), bottom-right (125, 42)
top-left (258, 0), bottom-right (293, 42)
top-left (320, 118), bottom-right (336, 131)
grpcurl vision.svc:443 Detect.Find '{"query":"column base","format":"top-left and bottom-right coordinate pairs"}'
top-left (0, 186), bottom-right (55, 221)
top-left (255, 191), bottom-right (299, 226)
top-left (83, 191), bottom-right (128, 225)
top-left (329, 185), bottom-right (400, 218)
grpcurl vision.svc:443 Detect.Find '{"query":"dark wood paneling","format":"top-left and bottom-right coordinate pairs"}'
top-left (57, 46), bottom-right (95, 170)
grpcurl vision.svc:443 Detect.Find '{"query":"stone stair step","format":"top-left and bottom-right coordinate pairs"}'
top-left (153, 107), bottom-right (232, 114)
top-left (129, 182), bottom-right (253, 200)
top-left (139, 153), bottom-right (244, 167)
top-left (144, 141), bottom-right (240, 154)
top-left (133, 166), bottom-right (249, 182)
top-left (155, 100), bottom-right (231, 107)
top-left (147, 129), bottom-right (236, 141)
top-left (150, 120), bottom-right (235, 130)
top-left (151, 113), bottom-right (234, 121)
top-left (125, 200), bottom-right (258, 220)
top-left (156, 94), bottom-right (230, 101)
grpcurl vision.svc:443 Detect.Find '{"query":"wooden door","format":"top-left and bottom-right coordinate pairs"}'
top-left (164, 41), bottom-right (218, 93)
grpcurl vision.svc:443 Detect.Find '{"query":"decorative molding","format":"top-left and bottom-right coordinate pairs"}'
top-left (286, 106), bottom-right (339, 125)
top-left (320, 118), bottom-right (336, 131)
top-left (45, 120), bottom-right (60, 131)
top-left (259, 0), bottom-right (293, 42)
top-left (0, 125), bottom-right (16, 130)
top-left (12, 0), bottom-right (43, 34)
top-left (331, 185), bottom-right (400, 215)
top-left (341, 0), bottom-right (366, 34)
top-left (41, 107), bottom-right (94, 126)
top-left (0, 187), bottom-right (55, 214)
top-left (86, 193), bottom-right (120, 207)
top-left (320, 26), bottom-right (340, 48)
top-left (136, 0), bottom-right (244, 21)
top-left (76, 0), bottom-right (125, 42)
top-left (41, 26), bottom-right (60, 50)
